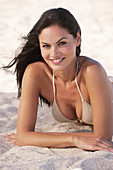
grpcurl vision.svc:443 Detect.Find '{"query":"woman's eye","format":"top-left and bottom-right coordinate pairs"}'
top-left (42, 44), bottom-right (50, 48)
top-left (59, 42), bottom-right (67, 46)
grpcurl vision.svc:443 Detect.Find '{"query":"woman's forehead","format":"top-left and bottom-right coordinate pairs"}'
top-left (40, 25), bottom-right (68, 34)
top-left (39, 25), bottom-right (72, 41)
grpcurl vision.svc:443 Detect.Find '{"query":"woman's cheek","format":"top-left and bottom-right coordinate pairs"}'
top-left (41, 50), bottom-right (48, 59)
top-left (67, 46), bottom-right (76, 56)
top-left (63, 47), bottom-right (73, 55)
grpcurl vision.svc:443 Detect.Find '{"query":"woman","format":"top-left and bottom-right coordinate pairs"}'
top-left (4, 8), bottom-right (113, 152)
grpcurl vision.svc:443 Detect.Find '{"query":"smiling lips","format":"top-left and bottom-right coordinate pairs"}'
top-left (50, 58), bottom-right (64, 65)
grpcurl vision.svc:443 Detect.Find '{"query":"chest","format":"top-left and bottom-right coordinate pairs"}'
top-left (55, 80), bottom-right (90, 120)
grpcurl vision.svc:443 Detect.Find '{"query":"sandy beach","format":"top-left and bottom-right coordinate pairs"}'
top-left (0, 0), bottom-right (113, 169)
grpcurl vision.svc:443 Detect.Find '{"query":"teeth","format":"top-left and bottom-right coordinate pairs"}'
top-left (52, 59), bottom-right (63, 63)
top-left (54, 59), bottom-right (62, 62)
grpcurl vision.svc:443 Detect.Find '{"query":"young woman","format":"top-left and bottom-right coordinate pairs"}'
top-left (4, 8), bottom-right (113, 152)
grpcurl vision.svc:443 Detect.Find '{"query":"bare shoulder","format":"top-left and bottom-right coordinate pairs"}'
top-left (79, 56), bottom-right (107, 82)
top-left (21, 62), bottom-right (52, 93)
top-left (23, 62), bottom-right (52, 82)
top-left (79, 56), bottom-right (112, 105)
top-left (22, 62), bottom-right (53, 103)
top-left (25, 62), bottom-right (50, 76)
top-left (79, 56), bottom-right (113, 101)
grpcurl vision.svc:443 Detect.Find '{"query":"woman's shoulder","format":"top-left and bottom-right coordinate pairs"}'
top-left (79, 56), bottom-right (100, 67)
top-left (26, 61), bottom-right (48, 72)
top-left (21, 62), bottom-right (53, 90)
top-left (25, 62), bottom-right (52, 78)
top-left (79, 56), bottom-right (108, 84)
top-left (21, 62), bottom-right (53, 96)
top-left (79, 56), bottom-right (106, 76)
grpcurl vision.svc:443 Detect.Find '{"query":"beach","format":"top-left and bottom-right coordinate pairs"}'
top-left (0, 0), bottom-right (113, 169)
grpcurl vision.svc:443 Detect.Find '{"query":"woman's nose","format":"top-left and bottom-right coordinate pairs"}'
top-left (50, 46), bottom-right (58, 58)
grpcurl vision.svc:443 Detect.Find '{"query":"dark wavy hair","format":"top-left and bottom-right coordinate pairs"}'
top-left (3, 7), bottom-right (81, 105)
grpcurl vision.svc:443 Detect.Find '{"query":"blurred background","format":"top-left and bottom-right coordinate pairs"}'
top-left (0, 0), bottom-right (113, 93)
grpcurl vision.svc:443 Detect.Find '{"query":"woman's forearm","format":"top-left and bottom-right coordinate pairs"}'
top-left (13, 131), bottom-right (113, 152)
top-left (17, 131), bottom-right (74, 148)
top-left (17, 131), bottom-right (94, 148)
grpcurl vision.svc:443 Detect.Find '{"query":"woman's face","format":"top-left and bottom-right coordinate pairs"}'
top-left (39, 25), bottom-right (80, 71)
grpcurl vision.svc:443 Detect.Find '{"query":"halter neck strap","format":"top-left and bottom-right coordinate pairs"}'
top-left (52, 71), bottom-right (56, 99)
top-left (75, 60), bottom-right (84, 101)
top-left (52, 59), bottom-right (79, 100)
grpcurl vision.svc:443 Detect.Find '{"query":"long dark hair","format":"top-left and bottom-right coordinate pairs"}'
top-left (3, 8), bottom-right (81, 105)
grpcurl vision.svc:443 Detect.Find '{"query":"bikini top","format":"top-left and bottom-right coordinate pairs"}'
top-left (52, 61), bottom-right (93, 125)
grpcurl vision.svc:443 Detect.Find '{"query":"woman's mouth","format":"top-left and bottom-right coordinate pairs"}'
top-left (50, 58), bottom-right (64, 65)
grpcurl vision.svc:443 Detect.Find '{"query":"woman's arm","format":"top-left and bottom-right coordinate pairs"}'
top-left (5, 130), bottom-right (113, 151)
top-left (16, 63), bottom-right (73, 148)
top-left (16, 64), bottom-right (75, 148)
top-left (17, 131), bottom-right (113, 152)
top-left (16, 63), bottom-right (113, 151)
top-left (84, 62), bottom-right (113, 141)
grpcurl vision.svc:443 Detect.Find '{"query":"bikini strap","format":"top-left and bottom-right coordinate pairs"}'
top-left (75, 60), bottom-right (84, 101)
top-left (53, 71), bottom-right (56, 100)
top-left (75, 78), bottom-right (84, 101)
top-left (53, 60), bottom-right (83, 100)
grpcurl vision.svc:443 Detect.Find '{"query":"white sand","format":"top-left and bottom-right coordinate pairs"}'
top-left (0, 0), bottom-right (113, 169)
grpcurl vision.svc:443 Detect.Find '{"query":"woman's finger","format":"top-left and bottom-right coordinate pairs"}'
top-left (3, 133), bottom-right (17, 145)
top-left (93, 137), bottom-right (113, 152)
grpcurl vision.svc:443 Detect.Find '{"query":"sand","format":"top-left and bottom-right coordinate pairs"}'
top-left (0, 0), bottom-right (113, 169)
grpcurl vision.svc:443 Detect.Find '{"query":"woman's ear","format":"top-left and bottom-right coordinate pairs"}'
top-left (75, 32), bottom-right (81, 47)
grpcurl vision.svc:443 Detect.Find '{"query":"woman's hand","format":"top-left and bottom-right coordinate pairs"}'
top-left (73, 135), bottom-right (113, 152)
top-left (3, 133), bottom-right (18, 145)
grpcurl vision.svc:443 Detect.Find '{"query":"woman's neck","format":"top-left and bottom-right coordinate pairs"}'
top-left (54, 59), bottom-right (78, 84)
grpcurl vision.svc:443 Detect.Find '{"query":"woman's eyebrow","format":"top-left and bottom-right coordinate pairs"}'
top-left (40, 37), bottom-right (68, 44)
top-left (56, 37), bottom-right (68, 43)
